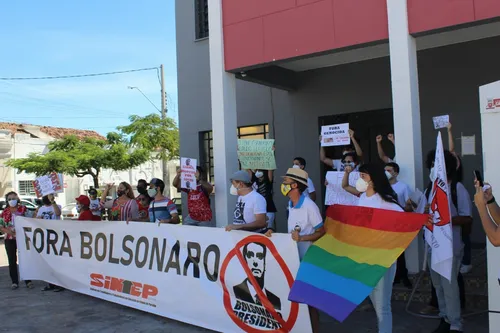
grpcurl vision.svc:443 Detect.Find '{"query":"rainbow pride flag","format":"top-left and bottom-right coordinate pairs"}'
top-left (288, 204), bottom-right (428, 322)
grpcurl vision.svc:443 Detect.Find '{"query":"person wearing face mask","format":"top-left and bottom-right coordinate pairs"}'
top-left (173, 166), bottom-right (213, 226)
top-left (342, 163), bottom-right (403, 333)
top-left (384, 162), bottom-right (413, 289)
top-left (247, 169), bottom-right (277, 231)
top-left (88, 188), bottom-right (102, 219)
top-left (100, 182), bottom-right (140, 222)
top-left (265, 167), bottom-right (325, 333)
top-left (292, 157), bottom-right (317, 202)
top-left (320, 129), bottom-right (364, 172)
top-left (419, 149), bottom-right (470, 333)
top-left (0, 191), bottom-right (33, 290)
top-left (36, 194), bottom-right (62, 220)
top-left (148, 178), bottom-right (180, 224)
top-left (75, 195), bottom-right (100, 221)
top-left (37, 194), bottom-right (63, 292)
top-left (225, 171), bottom-right (267, 233)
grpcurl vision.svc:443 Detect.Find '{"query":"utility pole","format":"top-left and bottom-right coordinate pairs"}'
top-left (160, 64), bottom-right (170, 196)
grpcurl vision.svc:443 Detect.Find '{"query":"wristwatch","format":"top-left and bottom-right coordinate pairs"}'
top-left (487, 196), bottom-right (496, 205)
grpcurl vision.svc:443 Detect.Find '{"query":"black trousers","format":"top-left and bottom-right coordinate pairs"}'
top-left (4, 239), bottom-right (31, 285)
top-left (429, 273), bottom-right (466, 309)
top-left (395, 251), bottom-right (409, 281)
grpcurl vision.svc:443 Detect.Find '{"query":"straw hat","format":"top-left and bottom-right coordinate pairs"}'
top-left (282, 168), bottom-right (309, 186)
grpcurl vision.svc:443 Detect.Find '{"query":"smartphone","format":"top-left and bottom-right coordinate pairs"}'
top-left (473, 170), bottom-right (484, 187)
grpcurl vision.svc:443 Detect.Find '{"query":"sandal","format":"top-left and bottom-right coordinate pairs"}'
top-left (11, 283), bottom-right (19, 290)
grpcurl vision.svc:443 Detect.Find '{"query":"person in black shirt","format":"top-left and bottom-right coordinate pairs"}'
top-left (247, 169), bottom-right (277, 231)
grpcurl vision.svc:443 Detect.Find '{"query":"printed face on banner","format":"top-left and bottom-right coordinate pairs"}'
top-left (221, 236), bottom-right (300, 332)
top-left (181, 157), bottom-right (197, 190)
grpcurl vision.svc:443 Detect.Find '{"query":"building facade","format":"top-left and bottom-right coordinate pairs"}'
top-left (176, 1), bottom-right (500, 327)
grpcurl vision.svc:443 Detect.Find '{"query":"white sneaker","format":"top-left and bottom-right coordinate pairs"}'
top-left (460, 264), bottom-right (472, 274)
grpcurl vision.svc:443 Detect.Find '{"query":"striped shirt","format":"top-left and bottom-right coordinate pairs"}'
top-left (149, 197), bottom-right (178, 222)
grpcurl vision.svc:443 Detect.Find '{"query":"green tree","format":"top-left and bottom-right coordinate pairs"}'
top-left (117, 113), bottom-right (179, 161)
top-left (6, 134), bottom-right (150, 188)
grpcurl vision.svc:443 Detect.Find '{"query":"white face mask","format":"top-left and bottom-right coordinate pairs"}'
top-left (292, 165), bottom-right (301, 169)
top-left (147, 188), bottom-right (158, 198)
top-left (429, 167), bottom-right (436, 182)
top-left (230, 184), bottom-right (239, 196)
top-left (255, 171), bottom-right (264, 178)
top-left (355, 178), bottom-right (369, 193)
top-left (385, 171), bottom-right (393, 180)
top-left (8, 199), bottom-right (18, 207)
top-left (76, 204), bottom-right (82, 213)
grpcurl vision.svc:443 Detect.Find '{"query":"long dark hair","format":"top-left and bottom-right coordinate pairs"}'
top-left (4, 191), bottom-right (18, 206)
top-left (358, 163), bottom-right (399, 206)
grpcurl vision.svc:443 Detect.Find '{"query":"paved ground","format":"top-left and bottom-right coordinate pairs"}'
top-left (1, 239), bottom-right (489, 332)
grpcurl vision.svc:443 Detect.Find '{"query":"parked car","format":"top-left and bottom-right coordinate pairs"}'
top-left (61, 203), bottom-right (79, 220)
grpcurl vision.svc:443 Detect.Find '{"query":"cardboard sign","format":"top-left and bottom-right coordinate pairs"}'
top-left (324, 171), bottom-right (359, 206)
top-left (432, 115), bottom-right (449, 129)
top-left (237, 139), bottom-right (276, 170)
top-left (32, 172), bottom-right (64, 198)
top-left (321, 123), bottom-right (350, 147)
top-left (181, 157), bottom-right (197, 190)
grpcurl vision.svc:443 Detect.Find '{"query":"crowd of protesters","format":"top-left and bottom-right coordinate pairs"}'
top-left (1, 120), bottom-right (493, 333)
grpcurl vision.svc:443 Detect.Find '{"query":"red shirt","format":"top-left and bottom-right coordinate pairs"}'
top-left (184, 184), bottom-right (212, 222)
top-left (1, 205), bottom-right (27, 240)
top-left (78, 209), bottom-right (100, 221)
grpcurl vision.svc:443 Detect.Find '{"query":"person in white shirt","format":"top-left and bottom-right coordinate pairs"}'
top-left (37, 194), bottom-right (63, 292)
top-left (342, 163), bottom-right (404, 333)
top-left (225, 170), bottom-right (267, 233)
top-left (292, 157), bottom-right (316, 201)
top-left (88, 188), bottom-right (101, 218)
top-left (385, 162), bottom-right (413, 289)
top-left (320, 129), bottom-right (364, 172)
top-left (266, 167), bottom-right (325, 333)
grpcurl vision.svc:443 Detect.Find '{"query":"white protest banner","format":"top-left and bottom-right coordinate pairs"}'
top-left (237, 139), bottom-right (276, 170)
top-left (324, 171), bottom-right (360, 206)
top-left (32, 172), bottom-right (64, 197)
top-left (181, 157), bottom-right (197, 190)
top-left (320, 123), bottom-right (350, 147)
top-left (425, 132), bottom-right (453, 281)
top-left (15, 218), bottom-right (312, 333)
top-left (432, 115), bottom-right (449, 129)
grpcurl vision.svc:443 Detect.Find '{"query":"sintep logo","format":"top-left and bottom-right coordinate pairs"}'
top-left (486, 98), bottom-right (500, 110)
top-left (90, 273), bottom-right (158, 299)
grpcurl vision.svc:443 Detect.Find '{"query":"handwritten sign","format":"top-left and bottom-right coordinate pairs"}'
top-left (324, 171), bottom-right (359, 206)
top-left (432, 115), bottom-right (449, 129)
top-left (237, 139), bottom-right (276, 170)
top-left (32, 173), bottom-right (64, 198)
top-left (321, 123), bottom-right (350, 147)
top-left (181, 157), bottom-right (197, 190)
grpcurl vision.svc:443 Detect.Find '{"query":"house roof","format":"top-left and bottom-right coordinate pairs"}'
top-left (0, 122), bottom-right (105, 140)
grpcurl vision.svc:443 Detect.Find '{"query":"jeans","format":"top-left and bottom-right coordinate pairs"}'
top-left (370, 262), bottom-right (396, 333)
top-left (430, 273), bottom-right (465, 310)
top-left (266, 213), bottom-right (276, 230)
top-left (461, 233), bottom-right (471, 266)
top-left (5, 239), bottom-right (31, 285)
top-left (182, 215), bottom-right (215, 227)
top-left (428, 251), bottom-right (463, 331)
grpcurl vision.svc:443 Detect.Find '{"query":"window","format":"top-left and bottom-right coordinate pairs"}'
top-left (195, 0), bottom-right (209, 39)
top-left (18, 180), bottom-right (36, 196)
top-left (201, 124), bottom-right (269, 182)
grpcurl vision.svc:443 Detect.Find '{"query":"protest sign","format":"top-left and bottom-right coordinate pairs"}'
top-left (181, 157), bottom-right (197, 190)
top-left (324, 171), bottom-right (360, 206)
top-left (320, 123), bottom-right (350, 147)
top-left (15, 217), bottom-right (312, 333)
top-left (32, 172), bottom-right (64, 197)
top-left (237, 139), bottom-right (276, 170)
top-left (432, 115), bottom-right (449, 129)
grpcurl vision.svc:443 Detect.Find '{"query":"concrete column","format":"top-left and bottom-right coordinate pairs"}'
top-left (208, 0), bottom-right (239, 227)
top-left (386, 0), bottom-right (423, 274)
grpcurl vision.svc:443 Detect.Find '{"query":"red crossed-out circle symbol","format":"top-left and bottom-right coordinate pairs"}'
top-left (220, 235), bottom-right (299, 333)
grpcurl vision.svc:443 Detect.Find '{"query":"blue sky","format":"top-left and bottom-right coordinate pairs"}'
top-left (0, 0), bottom-right (177, 135)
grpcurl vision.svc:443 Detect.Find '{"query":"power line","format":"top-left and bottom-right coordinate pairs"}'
top-left (0, 67), bottom-right (159, 81)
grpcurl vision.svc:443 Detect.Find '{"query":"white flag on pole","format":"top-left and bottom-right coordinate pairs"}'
top-left (425, 132), bottom-right (453, 281)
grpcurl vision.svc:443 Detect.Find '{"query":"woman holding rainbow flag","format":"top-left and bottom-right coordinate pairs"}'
top-left (342, 163), bottom-right (403, 333)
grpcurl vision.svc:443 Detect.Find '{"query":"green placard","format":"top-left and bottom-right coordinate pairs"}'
top-left (237, 139), bottom-right (276, 170)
